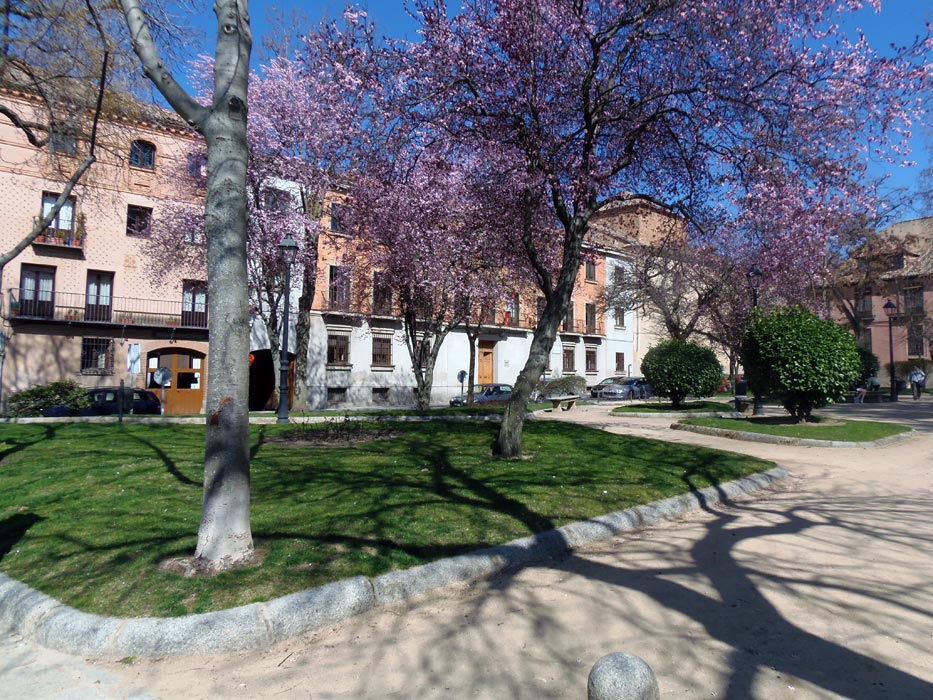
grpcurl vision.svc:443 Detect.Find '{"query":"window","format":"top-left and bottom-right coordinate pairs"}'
top-left (41, 192), bottom-right (75, 235)
top-left (328, 265), bottom-right (350, 310)
top-left (186, 152), bottom-right (206, 178)
top-left (81, 338), bottom-right (114, 375)
top-left (327, 332), bottom-right (350, 365)
top-left (615, 352), bottom-right (626, 373)
top-left (585, 347), bottom-right (597, 373)
top-left (904, 286), bottom-right (924, 312)
top-left (85, 271), bottom-right (113, 322)
top-left (585, 260), bottom-right (596, 282)
top-left (182, 280), bottom-right (208, 327)
top-left (184, 227), bottom-right (206, 245)
top-left (585, 303), bottom-right (597, 334)
top-left (614, 306), bottom-right (626, 328)
top-left (372, 335), bottom-right (393, 367)
top-left (372, 387), bottom-right (390, 404)
top-left (415, 338), bottom-right (431, 364)
top-left (504, 294), bottom-right (519, 327)
top-left (262, 187), bottom-right (292, 213)
top-left (50, 123), bottom-right (77, 155)
top-left (327, 387), bottom-right (348, 404)
top-left (129, 139), bottom-right (156, 169)
top-left (562, 346), bottom-right (575, 372)
top-left (126, 205), bottom-right (152, 236)
top-left (562, 306), bottom-right (575, 333)
top-left (857, 289), bottom-right (873, 314)
top-left (536, 296), bottom-right (546, 324)
top-left (329, 202), bottom-right (348, 232)
top-left (908, 325), bottom-right (924, 357)
top-left (372, 272), bottom-right (393, 315)
top-left (19, 266), bottom-right (55, 318)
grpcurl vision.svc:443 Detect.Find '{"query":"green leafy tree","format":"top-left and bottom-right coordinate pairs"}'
top-left (742, 307), bottom-right (860, 422)
top-left (641, 340), bottom-right (723, 409)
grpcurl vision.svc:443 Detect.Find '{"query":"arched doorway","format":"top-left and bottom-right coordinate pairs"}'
top-left (146, 347), bottom-right (206, 415)
top-left (248, 349), bottom-right (295, 411)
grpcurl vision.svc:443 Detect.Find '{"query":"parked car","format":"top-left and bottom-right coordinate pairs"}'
top-left (449, 383), bottom-right (513, 406)
top-left (589, 377), bottom-right (628, 398)
top-left (595, 377), bottom-right (652, 400)
top-left (43, 387), bottom-right (162, 416)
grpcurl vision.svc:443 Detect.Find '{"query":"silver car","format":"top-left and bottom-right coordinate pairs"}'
top-left (596, 377), bottom-right (652, 400)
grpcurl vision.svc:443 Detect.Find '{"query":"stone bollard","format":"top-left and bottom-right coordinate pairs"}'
top-left (587, 652), bottom-right (660, 700)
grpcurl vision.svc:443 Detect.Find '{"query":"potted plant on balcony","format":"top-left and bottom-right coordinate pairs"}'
top-left (9, 301), bottom-right (21, 317)
top-left (72, 214), bottom-right (86, 247)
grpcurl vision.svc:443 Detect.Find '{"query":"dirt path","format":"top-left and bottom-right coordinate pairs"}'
top-left (7, 402), bottom-right (933, 699)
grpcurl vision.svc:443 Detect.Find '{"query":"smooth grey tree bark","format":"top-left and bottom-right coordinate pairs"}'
top-left (120, 0), bottom-right (255, 572)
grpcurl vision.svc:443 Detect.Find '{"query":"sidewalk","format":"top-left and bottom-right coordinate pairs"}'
top-left (5, 401), bottom-right (933, 699)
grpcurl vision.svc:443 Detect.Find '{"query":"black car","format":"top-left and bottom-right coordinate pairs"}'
top-left (44, 387), bottom-right (162, 416)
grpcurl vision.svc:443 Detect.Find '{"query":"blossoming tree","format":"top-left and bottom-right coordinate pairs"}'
top-left (402, 0), bottom-right (927, 457)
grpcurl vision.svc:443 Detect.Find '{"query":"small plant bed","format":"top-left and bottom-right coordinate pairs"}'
top-left (679, 416), bottom-right (909, 442)
top-left (0, 421), bottom-right (772, 618)
top-left (612, 400), bottom-right (730, 414)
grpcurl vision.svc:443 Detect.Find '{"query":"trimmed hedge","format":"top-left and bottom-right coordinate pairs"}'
top-left (641, 339), bottom-right (722, 409)
top-left (7, 380), bottom-right (90, 417)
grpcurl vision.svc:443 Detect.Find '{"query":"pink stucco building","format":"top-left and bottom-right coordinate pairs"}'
top-left (0, 85), bottom-right (210, 413)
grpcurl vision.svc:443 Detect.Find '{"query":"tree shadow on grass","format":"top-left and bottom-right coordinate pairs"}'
top-left (0, 513), bottom-right (44, 563)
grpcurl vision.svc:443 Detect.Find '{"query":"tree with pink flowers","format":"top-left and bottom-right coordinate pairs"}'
top-left (347, 140), bottom-right (525, 409)
top-left (399, 0), bottom-right (927, 457)
top-left (147, 14), bottom-right (380, 412)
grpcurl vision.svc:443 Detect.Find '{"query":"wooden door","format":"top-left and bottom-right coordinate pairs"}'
top-left (147, 349), bottom-right (206, 414)
top-left (478, 340), bottom-right (495, 384)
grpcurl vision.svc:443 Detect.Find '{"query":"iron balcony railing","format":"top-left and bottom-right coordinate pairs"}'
top-left (6, 289), bottom-right (208, 328)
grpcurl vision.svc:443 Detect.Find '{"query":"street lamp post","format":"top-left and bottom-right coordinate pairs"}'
top-left (276, 234), bottom-right (299, 424)
top-left (883, 298), bottom-right (897, 402)
top-left (746, 264), bottom-right (764, 415)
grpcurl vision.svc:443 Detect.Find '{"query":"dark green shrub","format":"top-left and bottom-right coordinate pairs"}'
top-left (742, 306), bottom-right (860, 421)
top-left (543, 375), bottom-right (587, 397)
top-left (856, 346), bottom-right (880, 384)
top-left (641, 339), bottom-right (722, 408)
top-left (6, 380), bottom-right (90, 417)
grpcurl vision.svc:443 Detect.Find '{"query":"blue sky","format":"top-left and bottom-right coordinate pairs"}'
top-left (174, 1), bottom-right (932, 215)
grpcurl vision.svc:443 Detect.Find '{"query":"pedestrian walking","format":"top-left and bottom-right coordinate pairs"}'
top-left (909, 366), bottom-right (926, 400)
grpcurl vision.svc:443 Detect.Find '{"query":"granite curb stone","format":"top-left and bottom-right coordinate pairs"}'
top-left (671, 422), bottom-right (914, 448)
top-left (0, 467), bottom-right (787, 657)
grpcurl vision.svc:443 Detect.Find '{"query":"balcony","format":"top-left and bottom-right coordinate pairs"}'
top-left (32, 229), bottom-right (85, 254)
top-left (6, 289), bottom-right (208, 339)
top-left (559, 318), bottom-right (604, 336)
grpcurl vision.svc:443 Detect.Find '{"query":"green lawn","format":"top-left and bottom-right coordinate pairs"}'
top-left (0, 420), bottom-right (772, 618)
top-left (612, 400), bottom-right (731, 414)
top-left (679, 416), bottom-right (910, 442)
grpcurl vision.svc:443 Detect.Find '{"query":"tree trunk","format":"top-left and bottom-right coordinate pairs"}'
top-left (495, 281), bottom-right (573, 457)
top-left (466, 328), bottom-right (478, 402)
top-left (293, 261), bottom-right (316, 410)
top-left (121, 0), bottom-right (254, 573)
top-left (193, 92), bottom-right (254, 570)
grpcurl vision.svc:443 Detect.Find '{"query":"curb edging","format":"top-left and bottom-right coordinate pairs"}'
top-left (0, 467), bottom-right (788, 657)
top-left (671, 423), bottom-right (914, 448)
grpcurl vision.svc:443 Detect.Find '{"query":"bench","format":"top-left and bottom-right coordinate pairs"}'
top-left (846, 390), bottom-right (882, 403)
top-left (548, 395), bottom-right (580, 411)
